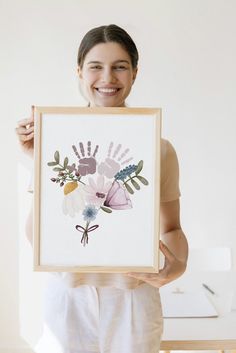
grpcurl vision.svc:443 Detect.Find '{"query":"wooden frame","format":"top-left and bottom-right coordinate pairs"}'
top-left (34, 107), bottom-right (161, 272)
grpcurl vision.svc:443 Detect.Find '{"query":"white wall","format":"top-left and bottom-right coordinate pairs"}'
top-left (1, 0), bottom-right (236, 351)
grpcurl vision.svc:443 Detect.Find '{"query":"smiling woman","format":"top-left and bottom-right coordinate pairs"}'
top-left (15, 23), bottom-right (188, 353)
top-left (77, 25), bottom-right (138, 107)
top-left (78, 43), bottom-right (137, 107)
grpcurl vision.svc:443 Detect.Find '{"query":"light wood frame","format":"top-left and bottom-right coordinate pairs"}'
top-left (34, 107), bottom-right (161, 272)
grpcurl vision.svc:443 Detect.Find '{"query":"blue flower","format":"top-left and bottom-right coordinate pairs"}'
top-left (114, 164), bottom-right (138, 181)
top-left (82, 205), bottom-right (98, 222)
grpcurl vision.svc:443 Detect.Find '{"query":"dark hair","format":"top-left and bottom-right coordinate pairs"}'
top-left (77, 24), bottom-right (139, 69)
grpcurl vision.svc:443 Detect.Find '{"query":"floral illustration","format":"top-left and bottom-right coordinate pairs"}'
top-left (98, 142), bottom-right (133, 178)
top-left (104, 181), bottom-right (132, 210)
top-left (83, 175), bottom-right (112, 207)
top-left (47, 141), bottom-right (149, 246)
top-left (72, 141), bottom-right (98, 176)
top-left (62, 183), bottom-right (86, 217)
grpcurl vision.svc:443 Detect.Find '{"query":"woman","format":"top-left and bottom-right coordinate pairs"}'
top-left (16, 24), bottom-right (188, 353)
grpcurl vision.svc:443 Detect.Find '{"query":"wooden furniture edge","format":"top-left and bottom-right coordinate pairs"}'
top-left (160, 339), bottom-right (236, 350)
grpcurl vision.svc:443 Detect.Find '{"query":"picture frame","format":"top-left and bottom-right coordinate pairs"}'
top-left (34, 107), bottom-right (161, 272)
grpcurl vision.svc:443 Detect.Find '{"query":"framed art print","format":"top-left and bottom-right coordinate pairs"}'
top-left (34, 107), bottom-right (161, 272)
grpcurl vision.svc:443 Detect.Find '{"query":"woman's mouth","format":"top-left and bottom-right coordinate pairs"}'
top-left (95, 87), bottom-right (121, 96)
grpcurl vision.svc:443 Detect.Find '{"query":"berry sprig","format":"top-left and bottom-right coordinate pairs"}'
top-left (47, 150), bottom-right (84, 187)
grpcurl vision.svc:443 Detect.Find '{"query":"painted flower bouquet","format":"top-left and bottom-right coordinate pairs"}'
top-left (47, 141), bottom-right (149, 246)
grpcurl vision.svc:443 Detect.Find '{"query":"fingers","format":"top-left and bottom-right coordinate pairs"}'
top-left (16, 125), bottom-right (34, 135)
top-left (159, 240), bottom-right (175, 261)
top-left (127, 272), bottom-right (155, 280)
top-left (17, 105), bottom-right (35, 128)
top-left (15, 106), bottom-right (35, 145)
top-left (18, 132), bottom-right (34, 142)
top-left (127, 272), bottom-right (145, 279)
top-left (127, 272), bottom-right (162, 288)
top-left (17, 117), bottom-right (34, 128)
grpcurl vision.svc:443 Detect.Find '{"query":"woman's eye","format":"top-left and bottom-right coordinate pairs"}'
top-left (114, 66), bottom-right (127, 71)
top-left (90, 66), bottom-right (102, 70)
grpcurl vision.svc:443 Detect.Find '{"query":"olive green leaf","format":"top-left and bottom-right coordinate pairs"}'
top-left (47, 161), bottom-right (58, 166)
top-left (136, 175), bottom-right (149, 185)
top-left (124, 182), bottom-right (134, 194)
top-left (64, 157), bottom-right (69, 169)
top-left (54, 151), bottom-right (60, 163)
top-left (135, 160), bottom-right (143, 175)
top-left (53, 167), bottom-right (64, 172)
top-left (131, 178), bottom-right (140, 190)
top-left (100, 206), bottom-right (112, 213)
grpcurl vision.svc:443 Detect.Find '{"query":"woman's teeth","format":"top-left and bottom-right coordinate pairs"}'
top-left (96, 88), bottom-right (119, 93)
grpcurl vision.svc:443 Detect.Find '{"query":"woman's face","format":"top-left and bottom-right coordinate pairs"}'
top-left (78, 42), bottom-right (138, 107)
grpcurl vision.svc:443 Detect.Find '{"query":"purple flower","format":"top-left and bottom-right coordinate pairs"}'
top-left (104, 181), bottom-right (132, 210)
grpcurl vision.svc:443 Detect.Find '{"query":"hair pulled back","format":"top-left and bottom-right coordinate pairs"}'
top-left (77, 24), bottom-right (139, 69)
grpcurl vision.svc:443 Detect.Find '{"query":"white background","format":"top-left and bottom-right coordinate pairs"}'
top-left (1, 0), bottom-right (236, 351)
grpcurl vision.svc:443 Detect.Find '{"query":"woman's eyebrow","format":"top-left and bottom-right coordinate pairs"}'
top-left (87, 61), bottom-right (102, 65)
top-left (87, 60), bottom-right (130, 65)
top-left (113, 60), bottom-right (130, 64)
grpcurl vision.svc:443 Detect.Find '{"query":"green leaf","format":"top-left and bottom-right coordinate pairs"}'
top-left (100, 206), bottom-right (112, 213)
top-left (54, 151), bottom-right (60, 163)
top-left (135, 160), bottom-right (143, 175)
top-left (124, 182), bottom-right (134, 194)
top-left (136, 175), bottom-right (149, 185)
top-left (47, 161), bottom-right (58, 166)
top-left (64, 157), bottom-right (69, 168)
top-left (131, 178), bottom-right (140, 190)
top-left (53, 167), bottom-right (64, 172)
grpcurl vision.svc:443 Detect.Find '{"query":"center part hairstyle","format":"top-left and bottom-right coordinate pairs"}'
top-left (77, 24), bottom-right (139, 69)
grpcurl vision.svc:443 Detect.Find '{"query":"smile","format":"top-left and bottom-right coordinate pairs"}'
top-left (95, 87), bottom-right (121, 95)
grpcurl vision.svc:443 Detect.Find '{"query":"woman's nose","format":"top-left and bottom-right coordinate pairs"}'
top-left (101, 68), bottom-right (117, 83)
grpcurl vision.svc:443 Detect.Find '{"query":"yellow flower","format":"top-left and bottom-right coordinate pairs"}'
top-left (64, 181), bottom-right (78, 195)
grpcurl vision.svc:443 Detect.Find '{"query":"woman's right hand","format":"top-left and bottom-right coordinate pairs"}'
top-left (16, 105), bottom-right (35, 158)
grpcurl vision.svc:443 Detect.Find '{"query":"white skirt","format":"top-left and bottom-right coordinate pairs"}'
top-left (35, 274), bottom-right (163, 353)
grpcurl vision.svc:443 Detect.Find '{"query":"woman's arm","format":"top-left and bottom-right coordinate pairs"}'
top-left (25, 199), bottom-right (33, 246)
top-left (159, 199), bottom-right (188, 283)
top-left (15, 106), bottom-right (34, 158)
top-left (127, 199), bottom-right (188, 288)
top-left (16, 106), bottom-right (35, 245)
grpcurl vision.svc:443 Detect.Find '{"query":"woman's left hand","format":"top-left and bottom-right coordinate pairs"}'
top-left (126, 240), bottom-right (187, 288)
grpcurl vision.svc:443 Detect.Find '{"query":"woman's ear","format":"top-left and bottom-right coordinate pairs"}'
top-left (77, 66), bottom-right (83, 79)
top-left (132, 67), bottom-right (138, 84)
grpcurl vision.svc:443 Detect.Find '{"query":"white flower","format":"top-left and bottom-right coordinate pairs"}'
top-left (83, 175), bottom-right (112, 207)
top-left (62, 182), bottom-right (85, 217)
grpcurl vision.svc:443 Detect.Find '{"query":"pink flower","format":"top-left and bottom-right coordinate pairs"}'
top-left (104, 181), bottom-right (132, 210)
top-left (84, 175), bottom-right (112, 207)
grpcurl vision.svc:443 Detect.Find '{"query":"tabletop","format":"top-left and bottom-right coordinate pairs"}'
top-left (160, 306), bottom-right (236, 350)
top-left (160, 270), bottom-right (236, 350)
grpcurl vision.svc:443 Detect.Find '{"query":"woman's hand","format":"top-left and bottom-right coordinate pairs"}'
top-left (15, 105), bottom-right (35, 158)
top-left (127, 240), bottom-right (187, 288)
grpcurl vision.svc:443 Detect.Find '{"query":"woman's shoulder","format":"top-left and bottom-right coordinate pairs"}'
top-left (161, 138), bottom-right (178, 160)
